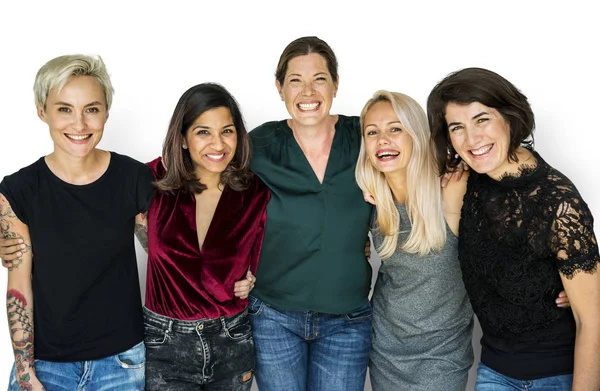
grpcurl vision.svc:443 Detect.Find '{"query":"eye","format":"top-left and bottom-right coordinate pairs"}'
top-left (391, 127), bottom-right (402, 133)
top-left (58, 107), bottom-right (71, 113)
top-left (223, 128), bottom-right (236, 134)
top-left (477, 117), bottom-right (489, 124)
top-left (196, 129), bottom-right (210, 135)
top-left (365, 129), bottom-right (378, 136)
top-left (86, 107), bottom-right (100, 113)
top-left (315, 77), bottom-right (327, 82)
top-left (449, 125), bottom-right (463, 132)
top-left (290, 78), bottom-right (301, 83)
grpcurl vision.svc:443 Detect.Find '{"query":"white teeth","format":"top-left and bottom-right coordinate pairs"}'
top-left (65, 134), bottom-right (92, 140)
top-left (471, 145), bottom-right (492, 156)
top-left (206, 154), bottom-right (225, 159)
top-left (298, 103), bottom-right (319, 111)
top-left (377, 152), bottom-right (399, 158)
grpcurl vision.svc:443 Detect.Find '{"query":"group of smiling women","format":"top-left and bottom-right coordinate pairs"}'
top-left (1, 36), bottom-right (598, 391)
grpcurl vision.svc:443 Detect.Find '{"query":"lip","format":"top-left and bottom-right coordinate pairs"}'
top-left (64, 133), bottom-right (93, 144)
top-left (204, 153), bottom-right (227, 162)
top-left (375, 148), bottom-right (400, 160)
top-left (296, 101), bottom-right (321, 112)
top-left (469, 143), bottom-right (494, 158)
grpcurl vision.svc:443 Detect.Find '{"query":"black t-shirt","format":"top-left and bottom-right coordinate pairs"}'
top-left (0, 152), bottom-right (155, 361)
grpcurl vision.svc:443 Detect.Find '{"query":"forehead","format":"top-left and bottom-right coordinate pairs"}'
top-left (193, 106), bottom-right (233, 125)
top-left (445, 101), bottom-right (494, 119)
top-left (366, 101), bottom-right (397, 120)
top-left (286, 53), bottom-right (329, 74)
top-left (49, 76), bottom-right (105, 102)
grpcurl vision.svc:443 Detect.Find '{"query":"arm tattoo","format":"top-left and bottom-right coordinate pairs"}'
top-left (0, 199), bottom-right (31, 271)
top-left (134, 212), bottom-right (148, 253)
top-left (7, 289), bottom-right (35, 388)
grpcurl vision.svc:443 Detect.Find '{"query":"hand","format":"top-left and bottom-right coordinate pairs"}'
top-left (440, 161), bottom-right (469, 188)
top-left (0, 238), bottom-right (26, 269)
top-left (555, 290), bottom-right (571, 308)
top-left (364, 239), bottom-right (371, 260)
top-left (17, 373), bottom-right (46, 390)
top-left (363, 191), bottom-right (376, 205)
top-left (234, 270), bottom-right (256, 300)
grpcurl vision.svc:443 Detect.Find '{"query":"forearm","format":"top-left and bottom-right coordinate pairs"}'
top-left (572, 322), bottom-right (600, 390)
top-left (7, 284), bottom-right (38, 388)
top-left (134, 212), bottom-right (148, 253)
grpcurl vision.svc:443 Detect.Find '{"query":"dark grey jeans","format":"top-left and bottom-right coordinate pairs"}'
top-left (143, 306), bottom-right (255, 390)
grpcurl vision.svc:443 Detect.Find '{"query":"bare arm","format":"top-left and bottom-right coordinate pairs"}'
top-left (134, 212), bottom-right (148, 253)
top-left (553, 199), bottom-right (600, 390)
top-left (1, 194), bottom-right (45, 390)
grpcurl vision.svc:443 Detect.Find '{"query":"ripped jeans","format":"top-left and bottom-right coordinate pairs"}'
top-left (143, 307), bottom-right (255, 391)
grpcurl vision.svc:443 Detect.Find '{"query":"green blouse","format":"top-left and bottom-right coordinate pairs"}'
top-left (249, 115), bottom-right (372, 314)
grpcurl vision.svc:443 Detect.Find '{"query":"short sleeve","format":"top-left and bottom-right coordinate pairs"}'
top-left (551, 196), bottom-right (600, 278)
top-left (136, 164), bottom-right (156, 214)
top-left (0, 168), bottom-right (36, 225)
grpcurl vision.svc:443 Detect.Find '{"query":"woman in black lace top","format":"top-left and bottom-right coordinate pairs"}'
top-left (427, 67), bottom-right (600, 390)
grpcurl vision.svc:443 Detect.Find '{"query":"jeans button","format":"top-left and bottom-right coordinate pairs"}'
top-left (197, 323), bottom-right (204, 331)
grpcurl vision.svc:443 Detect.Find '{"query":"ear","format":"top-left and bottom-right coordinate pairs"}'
top-left (333, 77), bottom-right (339, 98)
top-left (36, 106), bottom-right (47, 122)
top-left (275, 80), bottom-right (284, 101)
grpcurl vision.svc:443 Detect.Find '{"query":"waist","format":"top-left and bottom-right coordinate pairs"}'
top-left (143, 306), bottom-right (248, 334)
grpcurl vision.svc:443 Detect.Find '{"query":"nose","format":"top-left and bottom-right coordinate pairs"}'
top-left (465, 125), bottom-right (482, 146)
top-left (72, 111), bottom-right (86, 131)
top-left (212, 134), bottom-right (224, 150)
top-left (301, 81), bottom-right (314, 96)
top-left (376, 133), bottom-right (390, 145)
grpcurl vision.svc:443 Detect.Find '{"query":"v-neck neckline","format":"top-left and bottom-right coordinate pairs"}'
top-left (193, 185), bottom-right (228, 254)
top-left (285, 115), bottom-right (342, 186)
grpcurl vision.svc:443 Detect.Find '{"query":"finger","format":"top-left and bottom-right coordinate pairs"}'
top-left (2, 259), bottom-right (14, 268)
top-left (440, 174), bottom-right (450, 188)
top-left (0, 238), bottom-right (23, 247)
top-left (0, 244), bottom-right (25, 257)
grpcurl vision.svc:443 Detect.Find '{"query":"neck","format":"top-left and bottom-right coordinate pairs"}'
top-left (45, 149), bottom-right (107, 184)
top-left (199, 172), bottom-right (222, 191)
top-left (385, 170), bottom-right (408, 204)
top-left (289, 115), bottom-right (337, 143)
top-left (489, 147), bottom-right (536, 180)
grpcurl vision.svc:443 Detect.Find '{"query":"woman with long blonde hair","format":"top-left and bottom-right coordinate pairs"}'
top-left (356, 90), bottom-right (474, 390)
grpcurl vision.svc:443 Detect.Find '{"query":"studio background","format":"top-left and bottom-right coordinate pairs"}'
top-left (0, 1), bottom-right (598, 390)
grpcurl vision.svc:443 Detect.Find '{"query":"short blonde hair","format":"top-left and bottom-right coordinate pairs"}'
top-left (34, 54), bottom-right (114, 110)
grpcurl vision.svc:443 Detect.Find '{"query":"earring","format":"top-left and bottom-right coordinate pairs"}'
top-left (182, 144), bottom-right (188, 149)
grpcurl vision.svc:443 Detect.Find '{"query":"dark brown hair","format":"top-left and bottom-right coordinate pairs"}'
top-left (275, 36), bottom-right (339, 85)
top-left (156, 83), bottom-right (251, 193)
top-left (427, 67), bottom-right (535, 175)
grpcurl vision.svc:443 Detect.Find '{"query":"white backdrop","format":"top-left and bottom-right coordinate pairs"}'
top-left (0, 1), bottom-right (598, 390)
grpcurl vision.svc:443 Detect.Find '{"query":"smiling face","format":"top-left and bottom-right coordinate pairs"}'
top-left (363, 100), bottom-right (413, 175)
top-left (445, 101), bottom-right (511, 178)
top-left (276, 53), bottom-right (338, 127)
top-left (184, 106), bottom-right (237, 180)
top-left (38, 75), bottom-right (108, 158)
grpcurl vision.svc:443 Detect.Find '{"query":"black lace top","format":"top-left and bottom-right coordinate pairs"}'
top-left (459, 151), bottom-right (599, 379)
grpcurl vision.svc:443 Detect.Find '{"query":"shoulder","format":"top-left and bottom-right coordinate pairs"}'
top-left (249, 120), bottom-right (282, 140)
top-left (145, 156), bottom-right (165, 180)
top-left (0, 158), bottom-right (45, 194)
top-left (337, 114), bottom-right (361, 134)
top-left (246, 173), bottom-right (270, 200)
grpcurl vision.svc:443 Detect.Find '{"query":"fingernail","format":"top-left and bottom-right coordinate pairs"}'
top-left (20, 244), bottom-right (26, 249)
top-left (17, 252), bottom-right (23, 256)
top-left (18, 239), bottom-right (24, 244)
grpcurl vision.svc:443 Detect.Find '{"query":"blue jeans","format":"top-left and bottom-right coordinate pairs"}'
top-left (248, 296), bottom-right (372, 391)
top-left (476, 363), bottom-right (573, 390)
top-left (143, 307), bottom-right (255, 390)
top-left (8, 341), bottom-right (145, 391)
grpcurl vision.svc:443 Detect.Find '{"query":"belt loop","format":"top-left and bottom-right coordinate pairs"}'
top-left (167, 319), bottom-right (173, 333)
top-left (220, 316), bottom-right (227, 331)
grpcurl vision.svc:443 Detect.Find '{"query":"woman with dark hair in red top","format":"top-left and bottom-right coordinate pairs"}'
top-left (136, 82), bottom-right (269, 390)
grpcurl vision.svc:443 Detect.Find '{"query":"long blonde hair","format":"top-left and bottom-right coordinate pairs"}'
top-left (355, 90), bottom-right (446, 258)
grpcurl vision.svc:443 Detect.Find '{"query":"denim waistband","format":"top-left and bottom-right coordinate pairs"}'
top-left (143, 306), bottom-right (248, 334)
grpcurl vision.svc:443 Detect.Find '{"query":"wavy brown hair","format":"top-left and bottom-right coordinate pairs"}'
top-left (156, 83), bottom-right (251, 193)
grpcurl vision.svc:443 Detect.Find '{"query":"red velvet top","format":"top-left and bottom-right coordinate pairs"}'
top-left (144, 157), bottom-right (269, 320)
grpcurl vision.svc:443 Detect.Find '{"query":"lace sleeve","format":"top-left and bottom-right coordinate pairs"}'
top-left (551, 196), bottom-right (600, 279)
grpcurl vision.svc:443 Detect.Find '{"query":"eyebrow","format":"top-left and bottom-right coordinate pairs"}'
top-left (447, 111), bottom-right (489, 128)
top-left (364, 120), bottom-right (402, 128)
top-left (193, 123), bottom-right (235, 130)
top-left (287, 72), bottom-right (328, 78)
top-left (53, 101), bottom-right (104, 108)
